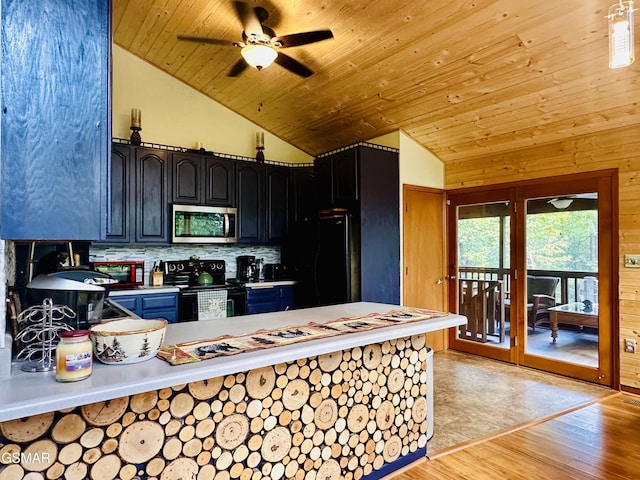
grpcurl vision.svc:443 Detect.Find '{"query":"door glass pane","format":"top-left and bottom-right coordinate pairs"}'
top-left (456, 202), bottom-right (509, 348)
top-left (524, 194), bottom-right (599, 367)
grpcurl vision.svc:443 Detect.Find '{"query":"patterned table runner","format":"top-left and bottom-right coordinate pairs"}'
top-left (157, 307), bottom-right (447, 366)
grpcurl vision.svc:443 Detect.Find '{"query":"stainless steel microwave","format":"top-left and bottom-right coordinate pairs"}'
top-left (172, 204), bottom-right (237, 243)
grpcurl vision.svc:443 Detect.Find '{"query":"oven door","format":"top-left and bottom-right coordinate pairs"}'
top-left (178, 287), bottom-right (245, 322)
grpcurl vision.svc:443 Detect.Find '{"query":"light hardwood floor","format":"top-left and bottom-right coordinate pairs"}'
top-left (392, 393), bottom-right (640, 480)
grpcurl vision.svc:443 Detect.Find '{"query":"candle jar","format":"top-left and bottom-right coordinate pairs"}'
top-left (56, 330), bottom-right (93, 382)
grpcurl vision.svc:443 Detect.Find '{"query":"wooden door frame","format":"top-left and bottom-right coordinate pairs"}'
top-left (445, 187), bottom-right (515, 364)
top-left (515, 173), bottom-right (618, 386)
top-left (446, 170), bottom-right (619, 388)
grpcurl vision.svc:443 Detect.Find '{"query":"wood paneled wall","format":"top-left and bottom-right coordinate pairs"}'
top-left (444, 124), bottom-right (640, 389)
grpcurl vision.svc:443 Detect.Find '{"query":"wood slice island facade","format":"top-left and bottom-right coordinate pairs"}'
top-left (0, 303), bottom-right (466, 480)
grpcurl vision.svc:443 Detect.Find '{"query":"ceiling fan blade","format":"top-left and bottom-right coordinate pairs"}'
top-left (177, 35), bottom-right (233, 46)
top-left (228, 59), bottom-right (249, 77)
top-left (233, 1), bottom-right (264, 37)
top-left (274, 53), bottom-right (313, 77)
top-left (273, 30), bottom-right (333, 48)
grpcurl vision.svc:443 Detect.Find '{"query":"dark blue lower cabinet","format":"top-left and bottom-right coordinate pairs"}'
top-left (111, 292), bottom-right (178, 323)
top-left (111, 295), bottom-right (142, 316)
top-left (280, 285), bottom-right (295, 311)
top-left (246, 285), bottom-right (296, 314)
top-left (246, 287), bottom-right (280, 314)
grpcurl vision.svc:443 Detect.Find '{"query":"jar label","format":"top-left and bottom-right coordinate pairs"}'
top-left (64, 352), bottom-right (92, 371)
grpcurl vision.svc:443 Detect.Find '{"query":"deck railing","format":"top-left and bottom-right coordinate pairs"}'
top-left (458, 267), bottom-right (598, 304)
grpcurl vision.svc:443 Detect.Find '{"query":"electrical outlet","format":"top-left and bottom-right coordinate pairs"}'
top-left (625, 338), bottom-right (636, 353)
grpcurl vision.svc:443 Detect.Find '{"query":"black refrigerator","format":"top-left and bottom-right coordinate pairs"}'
top-left (314, 207), bottom-right (400, 306)
top-left (315, 210), bottom-right (360, 305)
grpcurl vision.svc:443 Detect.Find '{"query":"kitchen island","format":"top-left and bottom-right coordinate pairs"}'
top-left (0, 302), bottom-right (466, 480)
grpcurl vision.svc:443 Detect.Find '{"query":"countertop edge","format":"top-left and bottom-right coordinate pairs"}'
top-left (109, 286), bottom-right (180, 296)
top-left (243, 280), bottom-right (298, 287)
top-left (0, 303), bottom-right (466, 421)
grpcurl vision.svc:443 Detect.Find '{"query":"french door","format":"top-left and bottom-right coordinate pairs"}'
top-left (447, 172), bottom-right (616, 387)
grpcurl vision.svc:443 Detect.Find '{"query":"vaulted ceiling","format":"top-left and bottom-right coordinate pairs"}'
top-left (113, 0), bottom-right (640, 161)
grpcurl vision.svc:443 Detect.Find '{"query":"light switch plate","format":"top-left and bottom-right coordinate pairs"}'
top-left (624, 254), bottom-right (640, 268)
top-left (625, 338), bottom-right (636, 353)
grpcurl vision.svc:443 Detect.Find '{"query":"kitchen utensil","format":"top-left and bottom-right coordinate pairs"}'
top-left (237, 255), bottom-right (257, 281)
top-left (197, 271), bottom-right (214, 286)
top-left (16, 298), bottom-right (75, 372)
top-left (151, 262), bottom-right (163, 286)
top-left (26, 275), bottom-right (106, 329)
top-left (255, 258), bottom-right (264, 280)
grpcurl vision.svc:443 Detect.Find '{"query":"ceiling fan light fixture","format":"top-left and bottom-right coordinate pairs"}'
top-left (548, 198), bottom-right (573, 210)
top-left (241, 44), bottom-right (278, 70)
top-left (608, 0), bottom-right (635, 68)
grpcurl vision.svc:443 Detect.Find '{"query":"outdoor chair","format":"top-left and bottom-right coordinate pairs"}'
top-left (459, 278), bottom-right (505, 343)
top-left (526, 276), bottom-right (559, 332)
top-left (504, 275), bottom-right (559, 333)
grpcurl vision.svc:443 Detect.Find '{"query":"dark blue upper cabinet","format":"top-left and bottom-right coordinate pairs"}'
top-left (0, 0), bottom-right (111, 240)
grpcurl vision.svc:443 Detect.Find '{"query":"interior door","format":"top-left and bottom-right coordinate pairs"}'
top-left (403, 185), bottom-right (447, 350)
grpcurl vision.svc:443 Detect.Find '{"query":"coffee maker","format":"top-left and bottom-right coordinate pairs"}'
top-left (236, 255), bottom-right (257, 281)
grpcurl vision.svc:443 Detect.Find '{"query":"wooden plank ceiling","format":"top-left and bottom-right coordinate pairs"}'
top-left (113, 0), bottom-right (640, 161)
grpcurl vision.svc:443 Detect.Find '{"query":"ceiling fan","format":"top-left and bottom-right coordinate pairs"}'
top-left (177, 1), bottom-right (334, 77)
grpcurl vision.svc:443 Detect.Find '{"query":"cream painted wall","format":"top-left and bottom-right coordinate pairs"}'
top-left (367, 131), bottom-right (400, 149)
top-left (399, 131), bottom-right (444, 189)
top-left (367, 130), bottom-right (445, 188)
top-left (112, 45), bottom-right (312, 164)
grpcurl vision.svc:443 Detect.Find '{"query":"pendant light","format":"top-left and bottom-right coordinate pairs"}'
top-left (608, 0), bottom-right (635, 68)
top-left (548, 198), bottom-right (573, 210)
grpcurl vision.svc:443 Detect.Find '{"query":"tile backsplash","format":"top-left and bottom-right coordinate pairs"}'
top-left (89, 244), bottom-right (280, 285)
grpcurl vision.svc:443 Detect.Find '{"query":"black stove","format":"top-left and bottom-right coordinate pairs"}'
top-left (161, 258), bottom-right (246, 320)
top-left (162, 258), bottom-right (226, 287)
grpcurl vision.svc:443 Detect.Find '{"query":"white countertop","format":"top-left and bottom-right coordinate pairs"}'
top-left (0, 302), bottom-right (466, 422)
top-left (243, 280), bottom-right (298, 287)
top-left (109, 286), bottom-right (180, 296)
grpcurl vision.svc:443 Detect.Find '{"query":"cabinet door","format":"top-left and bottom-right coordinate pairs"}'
top-left (236, 161), bottom-right (265, 243)
top-left (246, 287), bottom-right (279, 314)
top-left (104, 144), bottom-right (132, 243)
top-left (135, 148), bottom-right (169, 243)
top-left (314, 156), bottom-right (333, 210)
top-left (0, 0), bottom-right (111, 240)
top-left (279, 285), bottom-right (296, 311)
top-left (141, 293), bottom-right (178, 324)
top-left (332, 148), bottom-right (359, 208)
top-left (205, 156), bottom-right (235, 206)
top-left (291, 166), bottom-right (316, 224)
top-left (112, 295), bottom-right (142, 316)
top-left (172, 153), bottom-right (203, 204)
top-left (265, 165), bottom-right (290, 244)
